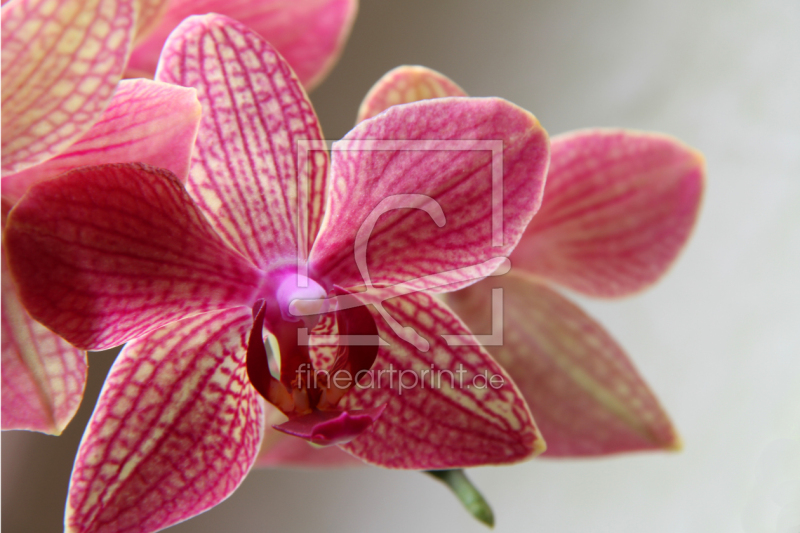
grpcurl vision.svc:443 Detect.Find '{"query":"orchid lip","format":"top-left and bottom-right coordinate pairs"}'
top-left (272, 405), bottom-right (387, 446)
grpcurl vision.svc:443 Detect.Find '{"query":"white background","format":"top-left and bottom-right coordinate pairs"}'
top-left (3, 0), bottom-right (799, 532)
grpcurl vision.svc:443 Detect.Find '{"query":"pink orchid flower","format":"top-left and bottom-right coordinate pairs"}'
top-left (4, 14), bottom-right (550, 532)
top-left (1, 0), bottom-right (355, 176)
top-left (357, 66), bottom-right (705, 456)
top-left (1, 78), bottom-right (203, 435)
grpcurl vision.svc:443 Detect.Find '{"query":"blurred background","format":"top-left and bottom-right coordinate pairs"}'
top-left (3, 0), bottom-right (799, 531)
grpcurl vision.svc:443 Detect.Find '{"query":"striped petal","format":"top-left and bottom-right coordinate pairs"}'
top-left (340, 291), bottom-right (544, 469)
top-left (156, 14), bottom-right (329, 270)
top-left (310, 97), bottom-right (549, 293)
top-left (1, 79), bottom-right (202, 204)
top-left (2, 241), bottom-right (86, 434)
top-left (1, 0), bottom-right (136, 175)
top-left (3, 163), bottom-right (262, 350)
top-left (447, 273), bottom-right (680, 456)
top-left (66, 308), bottom-right (264, 533)
top-left (356, 65), bottom-right (467, 123)
top-left (129, 0), bottom-right (357, 89)
top-left (512, 130), bottom-right (705, 298)
top-left (255, 403), bottom-right (365, 467)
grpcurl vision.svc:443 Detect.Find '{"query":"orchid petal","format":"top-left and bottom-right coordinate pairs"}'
top-left (2, 243), bottom-right (86, 434)
top-left (129, 0), bottom-right (357, 89)
top-left (156, 14), bottom-right (329, 269)
top-left (310, 97), bottom-right (549, 293)
top-left (447, 273), bottom-right (680, 456)
top-left (273, 405), bottom-right (386, 446)
top-left (4, 163), bottom-right (262, 350)
top-left (341, 291), bottom-right (544, 468)
top-left (1, 0), bottom-right (136, 175)
top-left (513, 130), bottom-right (705, 297)
top-left (256, 409), bottom-right (365, 467)
top-left (356, 65), bottom-right (467, 123)
top-left (66, 308), bottom-right (264, 533)
top-left (1, 79), bottom-right (202, 204)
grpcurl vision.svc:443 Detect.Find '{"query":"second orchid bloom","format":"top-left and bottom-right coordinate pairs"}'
top-left (359, 65), bottom-right (704, 456)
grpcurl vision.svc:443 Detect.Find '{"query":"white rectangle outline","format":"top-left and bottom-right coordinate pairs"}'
top-left (295, 139), bottom-right (505, 348)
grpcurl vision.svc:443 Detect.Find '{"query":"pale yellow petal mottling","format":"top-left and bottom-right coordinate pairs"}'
top-left (1, 0), bottom-right (136, 174)
top-left (132, 360), bottom-right (156, 382)
top-left (62, 94), bottom-right (85, 113)
top-left (106, 27), bottom-right (127, 49)
top-left (90, 18), bottom-right (110, 37)
top-left (416, 84), bottom-right (432, 99)
top-left (95, 416), bottom-right (121, 441)
top-left (386, 89), bottom-right (401, 106)
top-left (38, 0), bottom-right (57, 16)
top-left (109, 397), bottom-right (132, 418)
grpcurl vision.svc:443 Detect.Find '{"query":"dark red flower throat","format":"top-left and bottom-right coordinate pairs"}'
top-left (245, 287), bottom-right (385, 446)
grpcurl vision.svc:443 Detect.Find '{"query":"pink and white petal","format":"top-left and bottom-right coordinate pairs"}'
top-left (255, 402), bottom-right (365, 468)
top-left (4, 163), bottom-right (263, 351)
top-left (340, 291), bottom-right (544, 469)
top-left (356, 65), bottom-right (467, 123)
top-left (310, 97), bottom-right (549, 292)
top-left (513, 129), bottom-right (705, 298)
top-left (156, 14), bottom-right (329, 269)
top-left (1, 0), bottom-right (136, 175)
top-left (447, 273), bottom-right (680, 456)
top-left (130, 0), bottom-right (357, 89)
top-left (2, 79), bottom-right (202, 205)
top-left (66, 308), bottom-right (264, 533)
top-left (2, 250), bottom-right (86, 435)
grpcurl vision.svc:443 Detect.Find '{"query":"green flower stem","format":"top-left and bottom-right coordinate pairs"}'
top-left (425, 469), bottom-right (495, 528)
